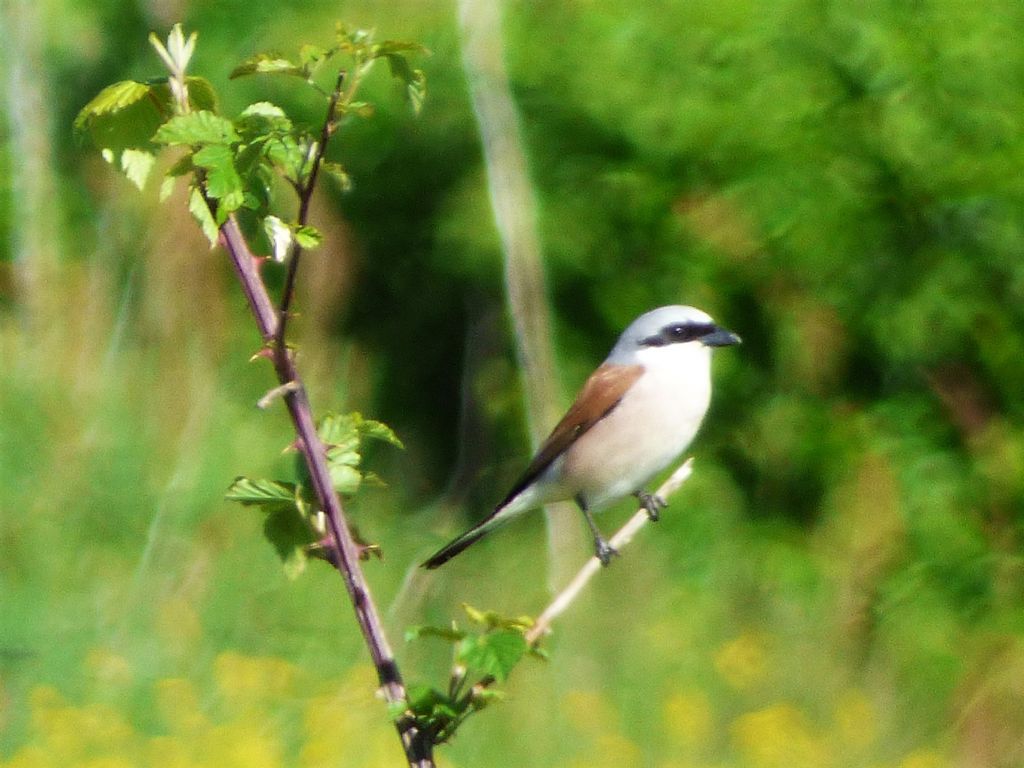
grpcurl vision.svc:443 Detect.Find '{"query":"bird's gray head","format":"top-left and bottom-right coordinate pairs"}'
top-left (606, 305), bottom-right (741, 364)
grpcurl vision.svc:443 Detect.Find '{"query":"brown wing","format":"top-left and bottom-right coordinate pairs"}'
top-left (496, 362), bottom-right (644, 509)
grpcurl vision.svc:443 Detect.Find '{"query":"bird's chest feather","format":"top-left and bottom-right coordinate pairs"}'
top-left (564, 360), bottom-right (711, 506)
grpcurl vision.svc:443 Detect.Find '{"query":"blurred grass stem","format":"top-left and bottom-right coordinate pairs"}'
top-left (458, 0), bottom-right (578, 588)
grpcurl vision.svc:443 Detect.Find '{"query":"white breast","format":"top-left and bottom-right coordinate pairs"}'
top-left (563, 343), bottom-right (713, 509)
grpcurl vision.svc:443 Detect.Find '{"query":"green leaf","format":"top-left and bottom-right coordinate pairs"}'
top-left (263, 215), bottom-right (293, 262)
top-left (159, 175), bottom-right (176, 202)
top-left (463, 604), bottom-right (534, 632)
top-left (403, 684), bottom-right (453, 719)
top-left (184, 77), bottom-right (218, 111)
top-left (225, 476), bottom-right (297, 508)
top-left (337, 101), bottom-right (375, 119)
top-left (382, 54), bottom-right (426, 115)
top-left (356, 418), bottom-right (404, 449)
top-left (318, 413), bottom-right (361, 448)
top-left (294, 225), bottom-right (322, 250)
top-left (457, 631), bottom-right (528, 682)
top-left (120, 149), bottom-right (155, 190)
top-left (322, 161), bottom-right (352, 192)
top-left (230, 54), bottom-right (305, 79)
top-left (154, 110), bottom-right (239, 146)
top-left (75, 77), bottom-right (219, 155)
top-left (405, 624), bottom-right (467, 643)
top-left (75, 81), bottom-right (168, 154)
top-left (188, 186), bottom-right (219, 246)
top-left (74, 80), bottom-right (153, 134)
top-left (373, 40), bottom-right (429, 58)
top-left (265, 134), bottom-right (308, 182)
top-left (263, 507), bottom-right (314, 580)
top-left (235, 102), bottom-right (293, 141)
top-left (193, 143), bottom-right (245, 213)
top-left (329, 463), bottom-right (362, 496)
top-left (165, 153), bottom-right (195, 177)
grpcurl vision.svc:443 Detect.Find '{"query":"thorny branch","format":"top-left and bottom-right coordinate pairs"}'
top-left (217, 214), bottom-right (435, 767)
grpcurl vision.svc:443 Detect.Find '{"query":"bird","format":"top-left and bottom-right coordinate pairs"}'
top-left (422, 305), bottom-right (740, 569)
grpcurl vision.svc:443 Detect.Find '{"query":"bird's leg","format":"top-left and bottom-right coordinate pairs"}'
top-left (635, 490), bottom-right (667, 522)
top-left (575, 495), bottom-right (618, 566)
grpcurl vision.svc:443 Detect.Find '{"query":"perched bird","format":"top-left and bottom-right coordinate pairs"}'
top-left (422, 305), bottom-right (740, 569)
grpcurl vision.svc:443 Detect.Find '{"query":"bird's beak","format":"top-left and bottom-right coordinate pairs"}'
top-left (700, 325), bottom-right (742, 347)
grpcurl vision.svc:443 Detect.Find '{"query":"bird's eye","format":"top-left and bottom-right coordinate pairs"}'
top-left (657, 322), bottom-right (716, 345)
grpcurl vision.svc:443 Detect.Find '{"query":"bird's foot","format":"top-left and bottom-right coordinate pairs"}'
top-left (635, 491), bottom-right (668, 522)
top-left (594, 537), bottom-right (619, 566)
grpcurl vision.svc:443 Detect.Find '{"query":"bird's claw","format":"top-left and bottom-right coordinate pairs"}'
top-left (636, 491), bottom-right (668, 522)
top-left (594, 538), bottom-right (619, 566)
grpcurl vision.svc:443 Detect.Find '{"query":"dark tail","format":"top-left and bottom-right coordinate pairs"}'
top-left (421, 525), bottom-right (491, 569)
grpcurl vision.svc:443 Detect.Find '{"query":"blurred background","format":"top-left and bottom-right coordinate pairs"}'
top-left (3, 0), bottom-right (1024, 766)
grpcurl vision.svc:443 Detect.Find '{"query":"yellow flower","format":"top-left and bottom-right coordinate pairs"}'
top-left (832, 689), bottom-right (877, 751)
top-left (898, 749), bottom-right (947, 768)
top-left (213, 651), bottom-right (299, 709)
top-left (663, 690), bottom-right (714, 750)
top-left (731, 703), bottom-right (830, 768)
top-left (713, 633), bottom-right (768, 690)
top-left (155, 677), bottom-right (208, 735)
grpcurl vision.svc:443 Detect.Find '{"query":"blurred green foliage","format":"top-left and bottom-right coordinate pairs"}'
top-left (2, 0), bottom-right (1024, 766)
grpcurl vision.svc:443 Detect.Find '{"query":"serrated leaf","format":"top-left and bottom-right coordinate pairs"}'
top-left (154, 110), bottom-right (239, 146)
top-left (235, 101), bottom-right (293, 142)
top-left (382, 54), bottom-right (426, 115)
top-left (76, 83), bottom-right (168, 154)
top-left (356, 418), bottom-right (404, 449)
top-left (329, 463), bottom-right (362, 495)
top-left (373, 40), bottom-right (429, 58)
top-left (403, 684), bottom-right (450, 717)
top-left (338, 101), bottom-right (375, 119)
top-left (457, 631), bottom-right (528, 682)
top-left (74, 80), bottom-right (153, 134)
top-left (318, 413), bottom-right (360, 448)
top-left (225, 476), bottom-right (297, 507)
top-left (406, 69), bottom-right (426, 115)
top-left (159, 175), bottom-right (176, 202)
top-left (230, 54), bottom-right (305, 79)
top-left (294, 225), bottom-right (322, 250)
top-left (360, 471), bottom-right (387, 488)
top-left (462, 604), bottom-right (533, 632)
top-left (263, 215), bottom-right (293, 262)
top-left (263, 507), bottom-right (313, 580)
top-left (265, 134), bottom-right (307, 181)
top-left (322, 162), bottom-right (352, 192)
top-left (165, 153), bottom-right (195, 177)
top-left (188, 186), bottom-right (219, 245)
top-left (184, 77), bottom-right (218, 111)
top-left (405, 624), bottom-right (467, 643)
top-left (120, 149), bottom-right (155, 190)
top-left (240, 101), bottom-right (289, 120)
top-left (193, 143), bottom-right (245, 213)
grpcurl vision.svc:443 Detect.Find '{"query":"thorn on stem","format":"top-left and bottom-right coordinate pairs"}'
top-left (257, 380), bottom-right (300, 409)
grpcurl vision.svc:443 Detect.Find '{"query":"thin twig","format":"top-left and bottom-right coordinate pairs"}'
top-left (524, 458), bottom-right (695, 646)
top-left (276, 69), bottom-right (345, 348)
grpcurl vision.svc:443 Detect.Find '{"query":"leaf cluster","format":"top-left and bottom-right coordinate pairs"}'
top-left (225, 412), bottom-right (403, 579)
top-left (400, 605), bottom-right (545, 744)
top-left (73, 24), bottom-right (426, 254)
